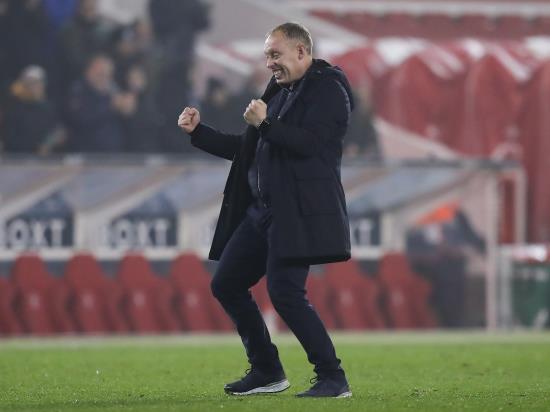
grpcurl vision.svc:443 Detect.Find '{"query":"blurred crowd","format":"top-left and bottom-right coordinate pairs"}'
top-left (0, 0), bottom-right (209, 154)
top-left (0, 0), bottom-right (379, 157)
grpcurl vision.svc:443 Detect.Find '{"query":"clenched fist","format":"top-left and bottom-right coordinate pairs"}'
top-left (244, 99), bottom-right (267, 128)
top-left (178, 107), bottom-right (200, 134)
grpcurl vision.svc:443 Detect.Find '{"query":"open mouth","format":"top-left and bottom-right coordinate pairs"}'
top-left (273, 69), bottom-right (283, 78)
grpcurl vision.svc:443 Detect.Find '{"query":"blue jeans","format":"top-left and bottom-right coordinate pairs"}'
top-left (210, 203), bottom-right (341, 375)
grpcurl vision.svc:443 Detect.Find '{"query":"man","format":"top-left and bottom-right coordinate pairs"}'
top-left (66, 54), bottom-right (133, 152)
top-left (58, 0), bottom-right (114, 88)
top-left (178, 22), bottom-right (354, 398)
top-left (3, 65), bottom-right (65, 155)
top-left (150, 0), bottom-right (210, 153)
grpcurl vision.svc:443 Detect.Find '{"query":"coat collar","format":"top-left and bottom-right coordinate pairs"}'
top-left (276, 77), bottom-right (306, 120)
top-left (242, 60), bottom-right (332, 164)
top-left (260, 59), bottom-right (334, 120)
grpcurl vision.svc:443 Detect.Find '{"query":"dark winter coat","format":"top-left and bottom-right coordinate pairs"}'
top-left (66, 80), bottom-right (125, 152)
top-left (3, 98), bottom-right (59, 153)
top-left (190, 59), bottom-right (354, 265)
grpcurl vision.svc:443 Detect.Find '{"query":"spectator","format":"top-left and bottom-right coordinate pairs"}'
top-left (200, 77), bottom-right (243, 134)
top-left (65, 54), bottom-right (128, 152)
top-left (149, 0), bottom-right (209, 59)
top-left (43, 0), bottom-right (77, 31)
top-left (345, 78), bottom-right (380, 158)
top-left (149, 0), bottom-right (210, 152)
top-left (58, 0), bottom-right (116, 94)
top-left (0, 0), bottom-right (10, 103)
top-left (2, 0), bottom-right (54, 88)
top-left (2, 65), bottom-right (65, 155)
top-left (110, 19), bottom-right (154, 89)
top-left (231, 63), bottom-right (273, 121)
top-left (406, 204), bottom-right (486, 327)
top-left (120, 64), bottom-right (162, 153)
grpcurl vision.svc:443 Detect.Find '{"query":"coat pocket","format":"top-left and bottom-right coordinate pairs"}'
top-left (296, 179), bottom-right (339, 215)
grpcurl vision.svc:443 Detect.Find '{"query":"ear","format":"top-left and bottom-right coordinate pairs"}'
top-left (297, 44), bottom-right (306, 60)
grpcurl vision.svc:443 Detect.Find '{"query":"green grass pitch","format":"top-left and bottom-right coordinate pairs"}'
top-left (1, 332), bottom-right (550, 411)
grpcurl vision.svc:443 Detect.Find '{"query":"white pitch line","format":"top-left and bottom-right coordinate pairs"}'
top-left (1, 331), bottom-right (550, 350)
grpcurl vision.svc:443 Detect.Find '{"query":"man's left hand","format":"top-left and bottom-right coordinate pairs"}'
top-left (244, 99), bottom-right (267, 128)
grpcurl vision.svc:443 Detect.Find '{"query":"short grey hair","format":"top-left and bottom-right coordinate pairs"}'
top-left (267, 22), bottom-right (313, 55)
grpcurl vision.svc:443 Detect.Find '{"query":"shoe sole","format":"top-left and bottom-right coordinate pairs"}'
top-left (296, 390), bottom-right (353, 398)
top-left (225, 379), bottom-right (290, 396)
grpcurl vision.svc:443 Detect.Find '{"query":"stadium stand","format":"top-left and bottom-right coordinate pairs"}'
top-left (377, 253), bottom-right (438, 329)
top-left (311, 11), bottom-right (550, 39)
top-left (0, 252), bottom-right (446, 335)
top-left (1, 0), bottom-right (542, 336)
top-left (117, 254), bottom-right (180, 333)
top-left (325, 260), bottom-right (386, 330)
top-left (517, 60), bottom-right (550, 242)
top-left (11, 255), bottom-right (75, 334)
top-left (0, 277), bottom-right (22, 335)
top-left (169, 253), bottom-right (233, 332)
top-left (332, 39), bottom-right (543, 243)
top-left (65, 254), bottom-right (128, 334)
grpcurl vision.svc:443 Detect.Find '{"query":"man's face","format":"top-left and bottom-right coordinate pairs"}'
top-left (86, 57), bottom-right (114, 93)
top-left (23, 78), bottom-right (45, 101)
top-left (264, 31), bottom-right (306, 85)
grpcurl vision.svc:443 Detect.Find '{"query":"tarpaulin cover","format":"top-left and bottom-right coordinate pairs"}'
top-left (334, 39), bottom-right (550, 241)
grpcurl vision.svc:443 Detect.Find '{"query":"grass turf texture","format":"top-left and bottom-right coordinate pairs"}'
top-left (1, 333), bottom-right (550, 411)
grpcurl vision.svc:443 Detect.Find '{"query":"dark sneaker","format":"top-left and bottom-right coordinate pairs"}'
top-left (296, 375), bottom-right (352, 398)
top-left (224, 368), bottom-right (290, 395)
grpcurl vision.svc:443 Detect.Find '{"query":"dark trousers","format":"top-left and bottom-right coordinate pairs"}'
top-left (211, 204), bottom-right (341, 376)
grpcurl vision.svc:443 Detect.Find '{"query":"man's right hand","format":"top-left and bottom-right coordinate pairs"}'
top-left (178, 107), bottom-right (200, 134)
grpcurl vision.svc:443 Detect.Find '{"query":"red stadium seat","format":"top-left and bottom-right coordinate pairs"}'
top-left (460, 14), bottom-right (496, 37)
top-left (532, 16), bottom-right (550, 34)
top-left (377, 253), bottom-right (438, 329)
top-left (312, 9), bottom-right (547, 39)
top-left (377, 254), bottom-right (416, 328)
top-left (65, 254), bottom-right (128, 333)
top-left (169, 253), bottom-right (233, 332)
top-left (325, 260), bottom-right (386, 330)
top-left (102, 277), bottom-right (129, 332)
top-left (117, 254), bottom-right (180, 333)
top-left (0, 277), bottom-right (23, 335)
top-left (497, 16), bottom-right (531, 38)
top-left (11, 255), bottom-right (75, 335)
top-left (381, 13), bottom-right (421, 37)
top-left (419, 14), bottom-right (457, 38)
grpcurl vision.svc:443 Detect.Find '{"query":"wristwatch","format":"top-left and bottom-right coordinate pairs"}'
top-left (257, 116), bottom-right (272, 135)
